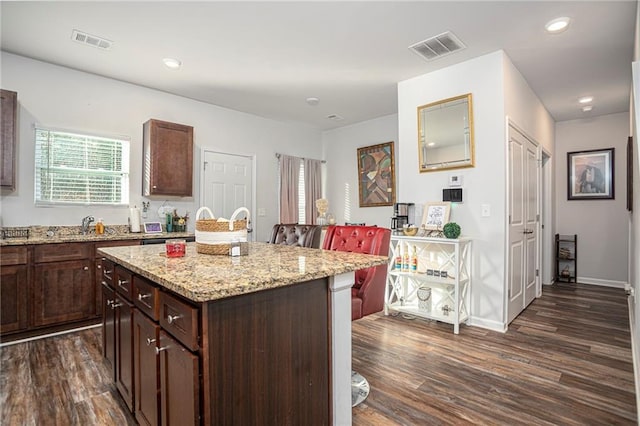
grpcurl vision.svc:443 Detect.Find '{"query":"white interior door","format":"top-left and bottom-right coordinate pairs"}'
top-left (202, 151), bottom-right (253, 238)
top-left (507, 125), bottom-right (540, 324)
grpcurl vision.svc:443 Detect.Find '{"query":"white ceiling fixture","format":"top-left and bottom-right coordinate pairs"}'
top-left (306, 97), bottom-right (319, 106)
top-left (71, 29), bottom-right (112, 50)
top-left (582, 105), bottom-right (593, 112)
top-left (578, 96), bottom-right (594, 104)
top-left (409, 31), bottom-right (466, 62)
top-left (162, 57), bottom-right (182, 70)
top-left (326, 114), bottom-right (344, 121)
top-left (545, 17), bottom-right (571, 34)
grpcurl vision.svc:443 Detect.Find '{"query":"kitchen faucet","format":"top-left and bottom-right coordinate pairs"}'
top-left (81, 215), bottom-right (95, 235)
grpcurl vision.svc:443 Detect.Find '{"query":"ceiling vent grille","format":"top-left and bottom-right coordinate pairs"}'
top-left (71, 30), bottom-right (113, 50)
top-left (409, 31), bottom-right (465, 62)
top-left (326, 114), bottom-right (344, 121)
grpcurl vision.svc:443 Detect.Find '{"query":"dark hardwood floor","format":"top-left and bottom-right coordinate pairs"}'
top-left (353, 283), bottom-right (637, 425)
top-left (0, 283), bottom-right (635, 425)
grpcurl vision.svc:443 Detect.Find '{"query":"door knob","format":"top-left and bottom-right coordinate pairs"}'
top-left (523, 229), bottom-right (533, 234)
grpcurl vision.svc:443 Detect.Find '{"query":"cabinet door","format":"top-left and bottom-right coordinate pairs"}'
top-left (0, 264), bottom-right (28, 334)
top-left (32, 259), bottom-right (93, 327)
top-left (159, 330), bottom-right (199, 426)
top-left (1, 89), bottom-right (17, 190)
top-left (143, 119), bottom-right (193, 197)
top-left (134, 310), bottom-right (160, 426)
top-left (102, 283), bottom-right (116, 376)
top-left (115, 294), bottom-right (135, 411)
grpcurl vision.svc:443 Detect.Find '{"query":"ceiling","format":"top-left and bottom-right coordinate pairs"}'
top-left (0, 1), bottom-right (637, 130)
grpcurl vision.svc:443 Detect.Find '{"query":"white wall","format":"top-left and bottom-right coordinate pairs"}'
top-left (321, 114), bottom-right (398, 227)
top-left (397, 50), bottom-right (555, 331)
top-left (0, 52), bottom-right (322, 242)
top-left (555, 112), bottom-right (630, 286)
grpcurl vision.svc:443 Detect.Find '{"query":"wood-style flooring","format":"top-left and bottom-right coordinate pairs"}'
top-left (0, 283), bottom-right (635, 425)
top-left (352, 283), bottom-right (637, 425)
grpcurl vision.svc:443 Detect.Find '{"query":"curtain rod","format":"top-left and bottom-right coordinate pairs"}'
top-left (275, 153), bottom-right (326, 164)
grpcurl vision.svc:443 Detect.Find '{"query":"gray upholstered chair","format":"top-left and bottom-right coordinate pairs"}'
top-left (268, 224), bottom-right (322, 248)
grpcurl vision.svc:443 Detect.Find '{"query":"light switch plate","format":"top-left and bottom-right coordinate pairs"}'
top-left (258, 208), bottom-right (266, 217)
top-left (481, 204), bottom-right (491, 217)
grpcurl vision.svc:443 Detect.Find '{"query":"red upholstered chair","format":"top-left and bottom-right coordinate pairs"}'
top-left (322, 225), bottom-right (391, 321)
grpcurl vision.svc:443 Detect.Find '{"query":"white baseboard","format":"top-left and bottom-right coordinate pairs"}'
top-left (628, 294), bottom-right (640, 422)
top-left (468, 316), bottom-right (507, 333)
top-left (576, 277), bottom-right (628, 288)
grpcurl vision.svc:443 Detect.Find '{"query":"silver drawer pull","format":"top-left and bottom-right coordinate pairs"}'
top-left (118, 279), bottom-right (129, 287)
top-left (111, 302), bottom-right (123, 308)
top-left (155, 346), bottom-right (168, 354)
top-left (167, 314), bottom-right (182, 324)
top-left (104, 269), bottom-right (112, 276)
top-left (138, 293), bottom-right (151, 301)
top-left (146, 338), bottom-right (156, 346)
top-left (107, 299), bottom-right (114, 308)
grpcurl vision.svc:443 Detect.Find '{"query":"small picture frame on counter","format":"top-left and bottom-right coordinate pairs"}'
top-left (143, 222), bottom-right (163, 234)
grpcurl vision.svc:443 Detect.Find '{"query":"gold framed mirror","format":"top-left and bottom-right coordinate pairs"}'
top-left (418, 93), bottom-right (474, 172)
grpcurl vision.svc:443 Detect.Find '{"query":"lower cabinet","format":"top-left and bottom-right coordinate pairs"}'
top-left (102, 281), bottom-right (116, 374)
top-left (32, 259), bottom-right (93, 327)
top-left (115, 292), bottom-right (135, 412)
top-left (158, 330), bottom-right (200, 426)
top-left (133, 310), bottom-right (160, 426)
top-left (0, 264), bottom-right (28, 334)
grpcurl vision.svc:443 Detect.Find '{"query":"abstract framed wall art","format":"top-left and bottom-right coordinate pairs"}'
top-left (357, 141), bottom-right (396, 207)
top-left (567, 148), bottom-right (614, 200)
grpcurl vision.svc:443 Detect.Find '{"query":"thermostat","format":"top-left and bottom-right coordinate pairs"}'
top-left (449, 175), bottom-right (463, 187)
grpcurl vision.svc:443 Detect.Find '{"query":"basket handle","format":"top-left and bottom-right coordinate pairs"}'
top-left (195, 206), bottom-right (215, 220)
top-left (229, 207), bottom-right (251, 231)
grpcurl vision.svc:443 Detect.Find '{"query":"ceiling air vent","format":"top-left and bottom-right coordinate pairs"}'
top-left (71, 30), bottom-right (113, 50)
top-left (326, 114), bottom-right (344, 121)
top-left (409, 31), bottom-right (465, 62)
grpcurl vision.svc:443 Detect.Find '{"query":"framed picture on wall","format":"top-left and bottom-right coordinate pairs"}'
top-left (567, 148), bottom-right (614, 200)
top-left (357, 141), bottom-right (396, 207)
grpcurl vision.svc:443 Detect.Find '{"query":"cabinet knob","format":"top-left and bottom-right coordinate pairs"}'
top-left (97, 264), bottom-right (102, 269)
top-left (152, 185), bottom-right (157, 189)
top-left (83, 266), bottom-right (89, 271)
top-left (167, 314), bottom-right (182, 324)
top-left (155, 346), bottom-right (168, 354)
top-left (138, 293), bottom-right (151, 301)
top-left (146, 338), bottom-right (156, 346)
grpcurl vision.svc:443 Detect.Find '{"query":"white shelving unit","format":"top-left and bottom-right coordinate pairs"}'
top-left (385, 235), bottom-right (472, 334)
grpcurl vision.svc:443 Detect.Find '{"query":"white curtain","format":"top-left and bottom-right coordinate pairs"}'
top-left (304, 158), bottom-right (322, 225)
top-left (279, 155), bottom-right (300, 223)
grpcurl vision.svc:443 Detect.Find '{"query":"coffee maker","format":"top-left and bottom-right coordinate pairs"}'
top-left (391, 202), bottom-right (414, 230)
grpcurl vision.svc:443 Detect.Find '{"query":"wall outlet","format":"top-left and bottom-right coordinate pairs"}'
top-left (481, 204), bottom-right (491, 217)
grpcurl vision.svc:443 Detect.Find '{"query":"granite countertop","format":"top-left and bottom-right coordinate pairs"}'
top-left (98, 242), bottom-right (389, 303)
top-left (0, 225), bottom-right (194, 246)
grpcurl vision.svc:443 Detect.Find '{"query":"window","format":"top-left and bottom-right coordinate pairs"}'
top-left (35, 127), bottom-right (130, 206)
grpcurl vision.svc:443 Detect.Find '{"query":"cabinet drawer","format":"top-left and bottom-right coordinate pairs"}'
top-left (0, 246), bottom-right (28, 266)
top-left (115, 266), bottom-right (133, 301)
top-left (159, 292), bottom-right (199, 351)
top-left (34, 242), bottom-right (91, 263)
top-left (133, 276), bottom-right (160, 321)
top-left (101, 258), bottom-right (115, 287)
top-left (95, 240), bottom-right (140, 258)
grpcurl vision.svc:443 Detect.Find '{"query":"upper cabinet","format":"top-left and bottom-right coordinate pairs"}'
top-left (1, 89), bottom-right (18, 190)
top-left (143, 119), bottom-right (193, 197)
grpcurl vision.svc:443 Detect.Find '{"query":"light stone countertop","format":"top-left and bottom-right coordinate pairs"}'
top-left (0, 224), bottom-right (193, 246)
top-left (98, 242), bottom-right (389, 303)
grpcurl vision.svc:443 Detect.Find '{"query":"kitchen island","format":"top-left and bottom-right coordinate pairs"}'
top-left (98, 241), bottom-right (388, 425)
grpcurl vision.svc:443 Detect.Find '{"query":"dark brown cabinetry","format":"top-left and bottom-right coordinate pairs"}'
top-left (0, 246), bottom-right (28, 334)
top-left (143, 119), bottom-right (193, 197)
top-left (1, 89), bottom-right (17, 190)
top-left (102, 280), bottom-right (116, 374)
top-left (133, 309), bottom-right (160, 426)
top-left (32, 243), bottom-right (93, 327)
top-left (114, 266), bottom-right (135, 412)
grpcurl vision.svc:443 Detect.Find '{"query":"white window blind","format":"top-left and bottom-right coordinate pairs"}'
top-left (298, 162), bottom-right (306, 224)
top-left (34, 127), bottom-right (130, 206)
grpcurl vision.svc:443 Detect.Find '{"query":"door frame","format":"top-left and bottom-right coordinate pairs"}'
top-left (199, 149), bottom-right (257, 241)
top-left (504, 117), bottom-right (542, 326)
top-left (540, 148), bottom-right (553, 288)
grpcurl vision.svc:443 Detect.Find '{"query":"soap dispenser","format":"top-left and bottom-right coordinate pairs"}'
top-left (95, 218), bottom-right (105, 235)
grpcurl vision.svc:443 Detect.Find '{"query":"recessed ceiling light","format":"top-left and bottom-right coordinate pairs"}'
top-left (306, 97), bottom-right (320, 106)
top-left (578, 96), bottom-right (594, 104)
top-left (162, 58), bottom-right (182, 70)
top-left (545, 17), bottom-right (571, 34)
top-left (582, 105), bottom-right (593, 112)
